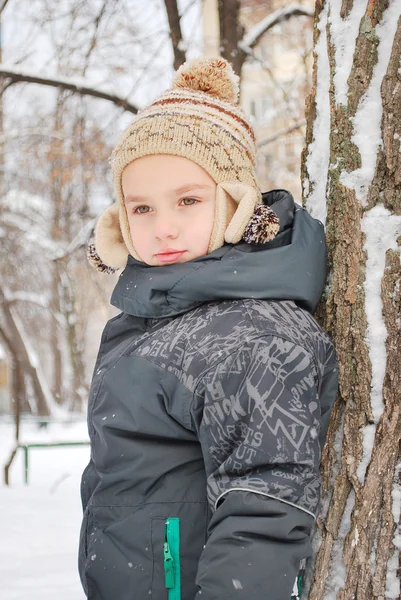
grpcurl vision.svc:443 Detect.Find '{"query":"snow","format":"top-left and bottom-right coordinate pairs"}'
top-left (328, 0), bottom-right (369, 106)
top-left (339, 1), bottom-right (401, 204)
top-left (357, 205), bottom-right (401, 481)
top-left (0, 419), bottom-right (90, 600)
top-left (303, 2), bottom-right (330, 225)
top-left (386, 547), bottom-right (401, 599)
top-left (324, 489), bottom-right (355, 600)
top-left (3, 189), bottom-right (50, 216)
top-left (3, 290), bottom-right (49, 309)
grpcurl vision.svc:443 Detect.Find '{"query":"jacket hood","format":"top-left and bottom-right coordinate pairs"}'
top-left (111, 190), bottom-right (327, 318)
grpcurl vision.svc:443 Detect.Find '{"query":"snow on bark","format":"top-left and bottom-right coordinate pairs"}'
top-left (338, 1), bottom-right (401, 205)
top-left (328, 0), bottom-right (369, 106)
top-left (303, 2), bottom-right (330, 225)
top-left (324, 490), bottom-right (355, 600)
top-left (358, 207), bottom-right (401, 481)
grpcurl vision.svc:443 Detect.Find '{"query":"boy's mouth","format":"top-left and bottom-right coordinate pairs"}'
top-left (156, 250), bottom-right (186, 263)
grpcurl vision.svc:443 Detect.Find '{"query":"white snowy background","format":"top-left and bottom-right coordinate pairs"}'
top-left (0, 419), bottom-right (90, 600)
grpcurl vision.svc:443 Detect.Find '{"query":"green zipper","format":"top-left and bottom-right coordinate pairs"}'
top-left (163, 518), bottom-right (181, 600)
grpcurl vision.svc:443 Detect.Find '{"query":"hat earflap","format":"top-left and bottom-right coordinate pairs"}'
top-left (88, 204), bottom-right (129, 273)
top-left (211, 182), bottom-right (280, 250)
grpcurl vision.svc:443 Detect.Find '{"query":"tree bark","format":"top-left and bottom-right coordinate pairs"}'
top-left (302, 2), bottom-right (401, 599)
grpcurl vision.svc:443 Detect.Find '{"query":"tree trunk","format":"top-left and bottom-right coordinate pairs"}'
top-left (0, 291), bottom-right (52, 416)
top-left (302, 2), bottom-right (401, 599)
top-left (63, 269), bottom-right (88, 413)
top-left (49, 94), bottom-right (66, 404)
top-left (217, 0), bottom-right (246, 77)
top-left (164, 0), bottom-right (186, 71)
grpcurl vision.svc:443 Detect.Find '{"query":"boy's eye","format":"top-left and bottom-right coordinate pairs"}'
top-left (180, 198), bottom-right (198, 206)
top-left (134, 205), bottom-right (151, 214)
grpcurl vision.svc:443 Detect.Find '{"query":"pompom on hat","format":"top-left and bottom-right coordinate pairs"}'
top-left (89, 57), bottom-right (280, 272)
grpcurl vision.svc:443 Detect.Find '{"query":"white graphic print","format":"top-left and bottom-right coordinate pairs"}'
top-left (132, 298), bottom-right (337, 516)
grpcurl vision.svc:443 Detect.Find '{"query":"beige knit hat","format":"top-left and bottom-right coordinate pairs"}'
top-left (89, 57), bottom-right (280, 272)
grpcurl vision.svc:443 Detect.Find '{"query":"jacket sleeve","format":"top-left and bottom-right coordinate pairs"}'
top-left (190, 334), bottom-right (337, 600)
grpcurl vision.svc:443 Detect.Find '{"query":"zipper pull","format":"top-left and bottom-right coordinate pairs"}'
top-left (164, 541), bottom-right (174, 589)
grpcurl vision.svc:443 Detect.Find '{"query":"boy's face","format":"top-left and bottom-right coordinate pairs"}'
top-left (122, 155), bottom-right (216, 266)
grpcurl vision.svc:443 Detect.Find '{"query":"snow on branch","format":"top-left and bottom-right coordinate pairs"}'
top-left (0, 65), bottom-right (138, 114)
top-left (4, 290), bottom-right (49, 309)
top-left (52, 219), bottom-right (97, 261)
top-left (240, 4), bottom-right (314, 54)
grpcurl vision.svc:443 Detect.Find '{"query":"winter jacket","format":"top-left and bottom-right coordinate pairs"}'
top-left (79, 190), bottom-right (338, 600)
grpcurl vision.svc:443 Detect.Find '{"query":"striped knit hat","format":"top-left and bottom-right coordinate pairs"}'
top-left (90, 58), bottom-right (279, 271)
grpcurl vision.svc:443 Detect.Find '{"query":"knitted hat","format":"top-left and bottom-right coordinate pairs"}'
top-left (89, 57), bottom-right (279, 272)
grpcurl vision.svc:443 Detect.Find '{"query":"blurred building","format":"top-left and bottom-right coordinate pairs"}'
top-left (202, 0), bottom-right (314, 200)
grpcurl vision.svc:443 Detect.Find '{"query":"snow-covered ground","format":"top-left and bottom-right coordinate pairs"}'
top-left (0, 418), bottom-right (90, 600)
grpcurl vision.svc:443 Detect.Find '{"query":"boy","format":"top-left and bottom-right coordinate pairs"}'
top-left (79, 58), bottom-right (338, 600)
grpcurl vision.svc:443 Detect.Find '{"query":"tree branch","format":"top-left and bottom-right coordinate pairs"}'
top-left (239, 4), bottom-right (314, 54)
top-left (0, 0), bottom-right (10, 16)
top-left (257, 118), bottom-right (306, 147)
top-left (52, 218), bottom-right (96, 261)
top-left (0, 66), bottom-right (138, 113)
top-left (164, 0), bottom-right (186, 71)
top-left (82, 0), bottom-right (111, 77)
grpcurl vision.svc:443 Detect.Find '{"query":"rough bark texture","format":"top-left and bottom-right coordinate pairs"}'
top-left (302, 2), bottom-right (401, 599)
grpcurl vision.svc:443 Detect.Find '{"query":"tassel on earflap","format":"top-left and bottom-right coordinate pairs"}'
top-left (242, 204), bottom-right (280, 244)
top-left (87, 239), bottom-right (118, 274)
top-left (208, 182), bottom-right (280, 252)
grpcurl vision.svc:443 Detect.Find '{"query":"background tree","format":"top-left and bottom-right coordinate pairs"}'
top-left (301, 1), bottom-right (401, 598)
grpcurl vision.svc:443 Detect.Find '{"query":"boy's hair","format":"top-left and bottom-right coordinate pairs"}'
top-left (90, 58), bottom-right (280, 271)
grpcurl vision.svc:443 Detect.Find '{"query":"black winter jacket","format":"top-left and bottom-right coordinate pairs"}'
top-left (79, 191), bottom-right (338, 600)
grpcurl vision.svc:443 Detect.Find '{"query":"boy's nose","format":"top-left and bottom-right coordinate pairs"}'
top-left (154, 214), bottom-right (179, 241)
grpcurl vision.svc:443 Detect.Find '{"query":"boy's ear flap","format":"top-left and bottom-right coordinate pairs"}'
top-left (92, 204), bottom-right (129, 270)
top-left (219, 182), bottom-right (261, 244)
top-left (210, 182), bottom-right (280, 250)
